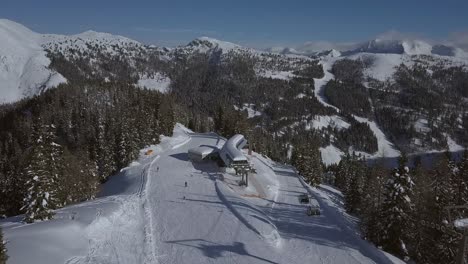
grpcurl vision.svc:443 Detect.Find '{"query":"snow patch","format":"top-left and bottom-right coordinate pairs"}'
top-left (446, 134), bottom-right (464, 152)
top-left (320, 145), bottom-right (345, 165)
top-left (234, 104), bottom-right (262, 118)
top-left (257, 69), bottom-right (296, 80)
top-left (308, 115), bottom-right (350, 131)
top-left (137, 73), bottom-right (171, 93)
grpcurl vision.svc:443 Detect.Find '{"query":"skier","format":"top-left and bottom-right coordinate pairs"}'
top-left (185, 181), bottom-right (188, 187)
top-left (157, 166), bottom-right (159, 172)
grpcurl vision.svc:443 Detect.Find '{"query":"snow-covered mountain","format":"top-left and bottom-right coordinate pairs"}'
top-left (0, 19), bottom-right (152, 104)
top-left (185, 36), bottom-right (244, 53)
top-left (1, 19), bottom-right (466, 162)
top-left (274, 38), bottom-right (468, 58)
top-left (345, 38), bottom-right (468, 57)
top-left (0, 19), bottom-right (67, 104)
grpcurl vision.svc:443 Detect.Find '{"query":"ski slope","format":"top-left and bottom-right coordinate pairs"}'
top-left (1, 124), bottom-right (402, 264)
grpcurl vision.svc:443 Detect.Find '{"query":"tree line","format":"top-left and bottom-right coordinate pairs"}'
top-left (331, 152), bottom-right (468, 263)
top-left (0, 81), bottom-right (176, 221)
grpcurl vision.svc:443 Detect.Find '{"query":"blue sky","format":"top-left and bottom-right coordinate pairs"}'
top-left (2, 0), bottom-right (468, 48)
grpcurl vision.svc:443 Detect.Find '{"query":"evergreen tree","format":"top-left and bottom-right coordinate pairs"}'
top-left (0, 226), bottom-right (7, 264)
top-left (345, 158), bottom-right (366, 214)
top-left (380, 153), bottom-right (415, 259)
top-left (426, 155), bottom-right (459, 263)
top-left (292, 140), bottom-right (323, 187)
top-left (454, 150), bottom-right (468, 205)
top-left (335, 154), bottom-right (352, 193)
top-left (22, 123), bottom-right (60, 223)
top-left (360, 164), bottom-right (387, 245)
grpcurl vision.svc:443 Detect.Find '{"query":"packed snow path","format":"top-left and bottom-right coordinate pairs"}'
top-left (1, 127), bottom-right (401, 264)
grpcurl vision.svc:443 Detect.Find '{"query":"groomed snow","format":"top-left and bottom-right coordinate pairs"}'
top-left (1, 124), bottom-right (404, 264)
top-left (353, 116), bottom-right (401, 158)
top-left (313, 59), bottom-right (340, 112)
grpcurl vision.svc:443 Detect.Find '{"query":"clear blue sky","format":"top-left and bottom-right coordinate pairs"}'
top-left (2, 0), bottom-right (468, 48)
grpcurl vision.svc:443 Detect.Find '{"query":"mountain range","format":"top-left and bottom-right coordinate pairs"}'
top-left (1, 18), bottom-right (467, 162)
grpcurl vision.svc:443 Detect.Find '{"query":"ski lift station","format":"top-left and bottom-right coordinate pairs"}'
top-left (188, 134), bottom-right (251, 170)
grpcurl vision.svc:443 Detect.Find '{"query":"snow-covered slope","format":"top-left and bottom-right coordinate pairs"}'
top-left (41, 29), bottom-right (144, 58)
top-left (0, 19), bottom-right (67, 104)
top-left (1, 125), bottom-right (403, 264)
top-left (186, 36), bottom-right (243, 53)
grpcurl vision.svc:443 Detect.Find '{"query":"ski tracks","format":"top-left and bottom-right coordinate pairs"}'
top-left (141, 155), bottom-right (160, 264)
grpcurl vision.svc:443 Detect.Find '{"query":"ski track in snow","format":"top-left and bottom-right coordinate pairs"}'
top-left (1, 126), bottom-right (403, 264)
top-left (313, 60), bottom-right (340, 112)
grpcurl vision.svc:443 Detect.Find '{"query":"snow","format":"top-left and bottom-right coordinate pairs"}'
top-left (308, 115), bottom-right (350, 131)
top-left (402, 40), bottom-right (432, 55)
top-left (414, 118), bottom-right (430, 133)
top-left (353, 116), bottom-right (401, 158)
top-left (234, 104), bottom-right (262, 118)
top-left (197, 36), bottom-right (242, 51)
top-left (313, 59), bottom-right (341, 112)
top-left (320, 145), bottom-right (345, 166)
top-left (0, 19), bottom-right (67, 104)
top-left (446, 135), bottom-right (464, 152)
top-left (186, 37), bottom-right (243, 54)
top-left (257, 69), bottom-right (296, 80)
top-left (347, 53), bottom-right (409, 81)
top-left (41, 29), bottom-right (141, 57)
top-left (454, 218), bottom-right (468, 229)
top-left (1, 124), bottom-right (404, 264)
top-left (137, 73), bottom-right (171, 93)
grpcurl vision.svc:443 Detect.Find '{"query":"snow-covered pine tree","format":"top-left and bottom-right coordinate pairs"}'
top-left (345, 157), bottom-right (366, 214)
top-left (335, 153), bottom-right (352, 193)
top-left (22, 123), bottom-right (60, 223)
top-left (454, 150), bottom-right (468, 205)
top-left (0, 226), bottom-right (7, 264)
top-left (360, 164), bottom-right (387, 245)
top-left (292, 140), bottom-right (322, 187)
top-left (426, 155), bottom-right (459, 263)
top-left (407, 160), bottom-right (434, 263)
top-left (381, 153), bottom-right (415, 259)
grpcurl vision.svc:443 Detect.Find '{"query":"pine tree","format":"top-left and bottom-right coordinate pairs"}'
top-left (380, 153), bottom-right (415, 259)
top-left (454, 150), bottom-right (468, 205)
top-left (95, 116), bottom-right (116, 182)
top-left (345, 158), bottom-right (366, 214)
top-left (22, 123), bottom-right (60, 223)
top-left (292, 140), bottom-right (323, 187)
top-left (426, 155), bottom-right (459, 263)
top-left (335, 154), bottom-right (352, 193)
top-left (360, 164), bottom-right (387, 245)
top-left (0, 226), bottom-right (7, 264)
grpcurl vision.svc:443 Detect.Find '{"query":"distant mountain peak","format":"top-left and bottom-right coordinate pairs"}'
top-left (186, 37), bottom-right (242, 52)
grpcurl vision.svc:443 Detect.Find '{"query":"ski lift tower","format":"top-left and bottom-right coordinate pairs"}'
top-left (446, 205), bottom-right (468, 264)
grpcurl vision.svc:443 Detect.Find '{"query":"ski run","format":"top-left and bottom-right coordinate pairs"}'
top-left (1, 124), bottom-right (403, 264)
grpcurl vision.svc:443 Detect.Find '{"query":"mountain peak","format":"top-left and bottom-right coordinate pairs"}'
top-left (186, 37), bottom-right (242, 52)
